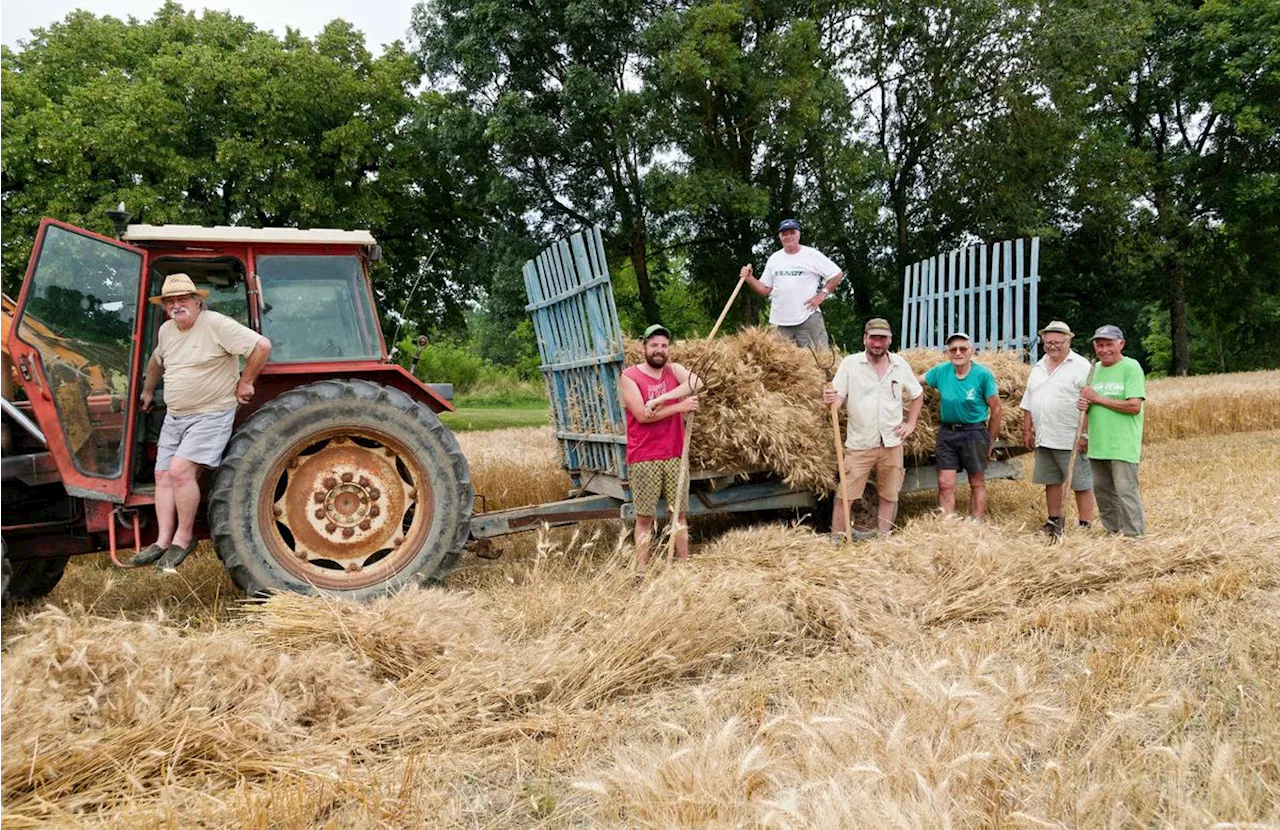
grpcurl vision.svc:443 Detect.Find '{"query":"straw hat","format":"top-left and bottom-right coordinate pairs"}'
top-left (149, 273), bottom-right (209, 305)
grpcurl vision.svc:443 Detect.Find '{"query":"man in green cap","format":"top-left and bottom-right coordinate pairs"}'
top-left (1077, 325), bottom-right (1146, 536)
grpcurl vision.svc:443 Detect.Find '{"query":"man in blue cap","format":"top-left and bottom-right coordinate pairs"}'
top-left (1077, 324), bottom-right (1146, 536)
top-left (739, 218), bottom-right (844, 349)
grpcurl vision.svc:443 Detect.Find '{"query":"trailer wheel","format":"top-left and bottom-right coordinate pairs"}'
top-left (2, 538), bottom-right (70, 603)
top-left (0, 535), bottom-right (10, 612)
top-left (208, 379), bottom-right (472, 600)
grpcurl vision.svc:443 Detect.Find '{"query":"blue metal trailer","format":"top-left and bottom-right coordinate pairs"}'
top-left (467, 228), bottom-right (1025, 541)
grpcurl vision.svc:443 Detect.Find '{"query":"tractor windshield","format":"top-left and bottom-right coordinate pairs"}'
top-left (257, 255), bottom-right (382, 362)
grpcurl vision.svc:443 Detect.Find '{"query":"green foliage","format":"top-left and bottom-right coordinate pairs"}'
top-left (3, 0), bottom-right (1277, 378)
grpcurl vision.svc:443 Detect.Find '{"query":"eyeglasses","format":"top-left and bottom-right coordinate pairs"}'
top-left (947, 347), bottom-right (971, 354)
top-left (162, 295), bottom-right (196, 306)
top-left (1042, 339), bottom-right (1070, 348)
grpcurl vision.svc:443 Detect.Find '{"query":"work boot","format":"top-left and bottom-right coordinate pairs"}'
top-left (1038, 517), bottom-right (1065, 540)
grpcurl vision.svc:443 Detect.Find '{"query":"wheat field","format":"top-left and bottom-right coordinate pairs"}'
top-left (2, 373), bottom-right (1278, 827)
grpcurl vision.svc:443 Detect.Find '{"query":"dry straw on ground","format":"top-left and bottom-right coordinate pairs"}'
top-left (3, 373), bottom-right (1279, 827)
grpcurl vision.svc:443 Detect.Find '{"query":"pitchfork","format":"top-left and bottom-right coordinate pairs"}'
top-left (811, 346), bottom-right (853, 545)
top-left (663, 350), bottom-right (725, 563)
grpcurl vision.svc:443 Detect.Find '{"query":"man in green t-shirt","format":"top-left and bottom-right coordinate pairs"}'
top-left (918, 332), bottom-right (1002, 518)
top-left (1076, 324), bottom-right (1146, 536)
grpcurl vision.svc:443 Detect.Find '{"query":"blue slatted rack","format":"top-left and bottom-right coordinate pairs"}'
top-left (900, 237), bottom-right (1040, 361)
top-left (523, 227), bottom-right (628, 492)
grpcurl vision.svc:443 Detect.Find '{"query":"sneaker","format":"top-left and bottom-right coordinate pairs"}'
top-left (1078, 520), bottom-right (1092, 529)
top-left (156, 539), bottom-right (198, 572)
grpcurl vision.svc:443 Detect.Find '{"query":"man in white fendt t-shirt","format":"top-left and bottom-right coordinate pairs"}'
top-left (739, 218), bottom-right (844, 350)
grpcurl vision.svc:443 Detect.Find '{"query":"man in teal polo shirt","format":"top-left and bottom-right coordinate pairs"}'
top-left (918, 332), bottom-right (1002, 518)
top-left (1076, 324), bottom-right (1146, 536)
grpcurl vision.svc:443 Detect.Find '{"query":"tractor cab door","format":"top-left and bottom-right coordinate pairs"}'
top-left (7, 219), bottom-right (146, 502)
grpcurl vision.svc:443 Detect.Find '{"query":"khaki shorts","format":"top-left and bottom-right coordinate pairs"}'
top-left (629, 457), bottom-right (687, 517)
top-left (1032, 446), bottom-right (1094, 490)
top-left (156, 407), bottom-right (236, 471)
top-left (838, 444), bottom-right (906, 503)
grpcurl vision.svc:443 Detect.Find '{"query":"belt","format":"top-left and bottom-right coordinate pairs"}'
top-left (941, 423), bottom-right (986, 430)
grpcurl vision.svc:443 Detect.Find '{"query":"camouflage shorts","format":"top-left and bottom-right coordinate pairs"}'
top-left (629, 457), bottom-right (687, 517)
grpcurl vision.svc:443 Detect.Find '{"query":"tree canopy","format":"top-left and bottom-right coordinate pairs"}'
top-left (3, 0), bottom-right (1277, 375)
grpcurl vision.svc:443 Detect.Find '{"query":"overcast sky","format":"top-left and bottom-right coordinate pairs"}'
top-left (1, 0), bottom-right (417, 53)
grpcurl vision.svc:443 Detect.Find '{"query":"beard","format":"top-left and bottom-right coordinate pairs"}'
top-left (645, 352), bottom-right (668, 369)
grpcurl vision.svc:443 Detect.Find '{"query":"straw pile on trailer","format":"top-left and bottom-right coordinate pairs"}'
top-left (624, 328), bottom-right (1031, 492)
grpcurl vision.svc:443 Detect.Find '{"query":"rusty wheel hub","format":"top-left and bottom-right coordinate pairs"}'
top-left (264, 432), bottom-right (433, 588)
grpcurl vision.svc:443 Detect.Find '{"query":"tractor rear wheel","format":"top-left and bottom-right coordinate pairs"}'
top-left (208, 379), bottom-right (473, 600)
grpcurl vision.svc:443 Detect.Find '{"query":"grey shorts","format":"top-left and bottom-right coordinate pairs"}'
top-left (776, 313), bottom-right (829, 351)
top-left (936, 424), bottom-right (989, 474)
top-left (1032, 447), bottom-right (1094, 490)
top-left (156, 408), bottom-right (236, 471)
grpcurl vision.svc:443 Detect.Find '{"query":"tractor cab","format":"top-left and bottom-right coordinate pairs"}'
top-left (4, 216), bottom-right (469, 603)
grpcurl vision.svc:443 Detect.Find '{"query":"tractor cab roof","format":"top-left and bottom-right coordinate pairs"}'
top-left (124, 224), bottom-right (377, 247)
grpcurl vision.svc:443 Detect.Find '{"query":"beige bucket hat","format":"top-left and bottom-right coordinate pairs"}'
top-left (149, 273), bottom-right (209, 305)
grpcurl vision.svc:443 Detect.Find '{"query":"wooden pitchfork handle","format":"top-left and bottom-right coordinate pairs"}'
top-left (829, 385), bottom-right (852, 544)
top-left (1063, 360), bottom-right (1098, 522)
top-left (666, 272), bottom-right (746, 563)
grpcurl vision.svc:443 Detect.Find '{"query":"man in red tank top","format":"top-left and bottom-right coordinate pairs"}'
top-left (620, 324), bottom-right (702, 577)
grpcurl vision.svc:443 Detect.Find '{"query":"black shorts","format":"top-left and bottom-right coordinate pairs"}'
top-left (936, 424), bottom-right (990, 474)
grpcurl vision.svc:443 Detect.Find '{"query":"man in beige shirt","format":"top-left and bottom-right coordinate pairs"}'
top-left (130, 273), bottom-right (271, 570)
top-left (822, 318), bottom-right (924, 536)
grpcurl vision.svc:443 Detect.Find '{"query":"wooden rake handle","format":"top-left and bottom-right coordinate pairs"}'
top-left (1063, 360), bottom-right (1098, 527)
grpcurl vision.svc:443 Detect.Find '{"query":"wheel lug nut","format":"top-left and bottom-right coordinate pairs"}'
top-left (324, 476), bottom-right (338, 489)
top-left (369, 505), bottom-right (380, 518)
top-left (368, 488), bottom-right (381, 500)
top-left (273, 506), bottom-right (283, 518)
top-left (313, 493), bottom-right (325, 505)
top-left (314, 509), bottom-right (326, 519)
top-left (359, 519), bottom-right (372, 531)
top-left (325, 522), bottom-right (338, 533)
top-left (346, 562), bottom-right (362, 572)
top-left (359, 476), bottom-right (371, 487)
top-left (297, 550), bottom-right (309, 560)
top-left (287, 457), bottom-right (299, 469)
top-left (342, 527), bottom-right (355, 539)
top-left (341, 472), bottom-right (354, 483)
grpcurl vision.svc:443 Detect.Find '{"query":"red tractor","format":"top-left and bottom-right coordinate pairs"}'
top-left (2, 214), bottom-right (473, 603)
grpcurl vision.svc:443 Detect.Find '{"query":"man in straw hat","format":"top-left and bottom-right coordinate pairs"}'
top-left (129, 273), bottom-right (272, 570)
top-left (739, 218), bottom-right (844, 350)
top-left (917, 332), bottom-right (1002, 519)
top-left (1077, 324), bottom-right (1146, 536)
top-left (620, 324), bottom-right (702, 578)
top-left (822, 317), bottom-right (924, 537)
top-left (1020, 320), bottom-right (1097, 539)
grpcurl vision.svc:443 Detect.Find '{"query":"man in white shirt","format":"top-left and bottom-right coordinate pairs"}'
top-left (1020, 320), bottom-right (1096, 539)
top-left (822, 318), bottom-right (924, 536)
top-left (740, 218), bottom-right (843, 350)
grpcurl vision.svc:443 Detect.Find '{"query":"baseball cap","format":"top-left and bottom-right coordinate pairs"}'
top-left (777, 218), bottom-right (801, 232)
top-left (642, 323), bottom-right (672, 342)
top-left (945, 331), bottom-right (972, 345)
top-left (1038, 320), bottom-right (1073, 337)
top-left (1091, 324), bottom-right (1124, 341)
top-left (864, 318), bottom-right (893, 336)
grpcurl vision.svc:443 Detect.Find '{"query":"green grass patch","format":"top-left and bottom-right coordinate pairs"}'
top-left (440, 404), bottom-right (550, 432)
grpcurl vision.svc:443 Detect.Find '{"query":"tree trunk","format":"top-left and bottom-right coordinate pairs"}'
top-left (630, 214), bottom-right (661, 325)
top-left (1168, 248), bottom-right (1190, 376)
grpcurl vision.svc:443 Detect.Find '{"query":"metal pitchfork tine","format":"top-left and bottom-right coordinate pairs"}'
top-left (810, 345), bottom-right (853, 545)
top-left (664, 349), bottom-right (724, 564)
